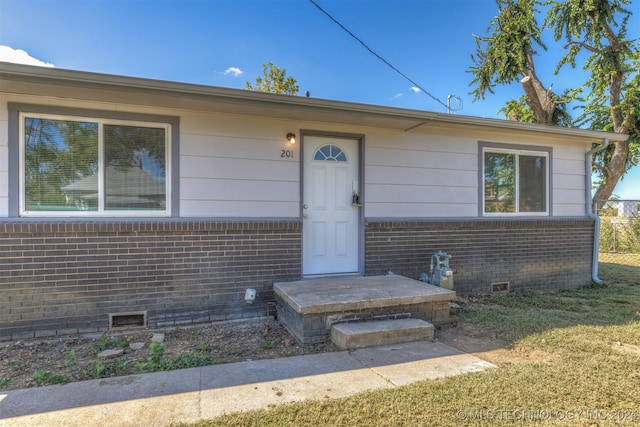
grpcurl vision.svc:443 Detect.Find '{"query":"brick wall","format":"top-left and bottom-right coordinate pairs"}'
top-left (1, 217), bottom-right (597, 340)
top-left (365, 218), bottom-right (595, 294)
top-left (0, 219), bottom-right (301, 341)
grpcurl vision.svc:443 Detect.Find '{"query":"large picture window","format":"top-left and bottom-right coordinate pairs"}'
top-left (483, 147), bottom-right (548, 215)
top-left (20, 113), bottom-right (171, 216)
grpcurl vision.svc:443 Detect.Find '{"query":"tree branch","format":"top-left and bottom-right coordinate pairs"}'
top-left (591, 161), bottom-right (606, 174)
top-left (563, 41), bottom-right (600, 54)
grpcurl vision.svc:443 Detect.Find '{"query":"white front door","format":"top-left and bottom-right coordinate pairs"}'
top-left (303, 136), bottom-right (360, 275)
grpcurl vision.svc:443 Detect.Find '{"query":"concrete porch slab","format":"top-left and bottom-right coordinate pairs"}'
top-left (274, 275), bottom-right (456, 345)
top-left (274, 275), bottom-right (455, 315)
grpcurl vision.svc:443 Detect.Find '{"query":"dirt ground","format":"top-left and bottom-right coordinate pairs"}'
top-left (437, 322), bottom-right (560, 366)
top-left (0, 307), bottom-right (524, 392)
top-left (0, 318), bottom-right (342, 391)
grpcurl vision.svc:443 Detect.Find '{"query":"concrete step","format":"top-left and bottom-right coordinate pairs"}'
top-left (331, 318), bottom-right (434, 350)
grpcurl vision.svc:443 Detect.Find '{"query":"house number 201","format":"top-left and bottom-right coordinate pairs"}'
top-left (281, 149), bottom-right (294, 158)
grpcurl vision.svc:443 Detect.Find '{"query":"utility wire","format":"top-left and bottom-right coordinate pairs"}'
top-left (309, 0), bottom-right (457, 110)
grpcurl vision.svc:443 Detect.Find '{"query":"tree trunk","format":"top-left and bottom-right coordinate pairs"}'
top-left (592, 140), bottom-right (630, 210)
top-left (519, 54), bottom-right (556, 125)
top-left (591, 18), bottom-right (632, 209)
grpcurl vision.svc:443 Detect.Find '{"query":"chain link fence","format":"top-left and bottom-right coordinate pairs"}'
top-left (595, 199), bottom-right (640, 253)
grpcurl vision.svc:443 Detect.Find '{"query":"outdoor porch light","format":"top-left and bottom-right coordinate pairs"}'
top-left (287, 133), bottom-right (296, 144)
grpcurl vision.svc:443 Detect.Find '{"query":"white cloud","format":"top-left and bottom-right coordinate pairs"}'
top-left (392, 93), bottom-right (403, 99)
top-left (223, 67), bottom-right (243, 77)
top-left (0, 45), bottom-right (54, 67)
top-left (410, 87), bottom-right (422, 94)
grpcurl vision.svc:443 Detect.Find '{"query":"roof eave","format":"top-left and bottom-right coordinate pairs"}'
top-left (0, 62), bottom-right (629, 143)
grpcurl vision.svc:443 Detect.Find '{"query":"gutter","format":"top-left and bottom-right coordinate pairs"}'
top-left (586, 138), bottom-right (610, 285)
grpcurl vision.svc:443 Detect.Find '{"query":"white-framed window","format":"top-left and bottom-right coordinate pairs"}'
top-left (19, 112), bottom-right (171, 217)
top-left (482, 147), bottom-right (549, 215)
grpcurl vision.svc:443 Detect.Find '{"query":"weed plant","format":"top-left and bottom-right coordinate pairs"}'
top-left (30, 370), bottom-right (69, 387)
top-left (135, 342), bottom-right (217, 373)
top-left (0, 377), bottom-right (14, 389)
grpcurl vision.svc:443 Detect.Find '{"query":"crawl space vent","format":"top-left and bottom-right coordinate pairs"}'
top-left (109, 311), bottom-right (147, 331)
top-left (491, 282), bottom-right (510, 293)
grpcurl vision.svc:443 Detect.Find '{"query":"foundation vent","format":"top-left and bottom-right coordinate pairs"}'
top-left (109, 311), bottom-right (147, 331)
top-left (491, 282), bottom-right (510, 293)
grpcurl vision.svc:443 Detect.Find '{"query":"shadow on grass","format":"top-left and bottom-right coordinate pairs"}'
top-left (460, 283), bottom-right (640, 343)
top-left (599, 261), bottom-right (640, 285)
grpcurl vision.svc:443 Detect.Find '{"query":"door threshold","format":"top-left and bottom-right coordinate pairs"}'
top-left (302, 272), bottom-right (362, 280)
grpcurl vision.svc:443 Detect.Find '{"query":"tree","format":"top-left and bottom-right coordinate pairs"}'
top-left (498, 94), bottom-right (574, 126)
top-left (469, 0), bottom-right (639, 204)
top-left (469, 0), bottom-right (564, 124)
top-left (24, 118), bottom-right (98, 207)
top-left (245, 61), bottom-right (299, 95)
top-left (545, 0), bottom-right (638, 205)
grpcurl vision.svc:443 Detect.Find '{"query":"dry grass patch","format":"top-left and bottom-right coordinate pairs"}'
top-left (611, 342), bottom-right (640, 355)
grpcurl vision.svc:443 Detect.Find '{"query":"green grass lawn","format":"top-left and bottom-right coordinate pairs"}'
top-left (180, 254), bottom-right (640, 426)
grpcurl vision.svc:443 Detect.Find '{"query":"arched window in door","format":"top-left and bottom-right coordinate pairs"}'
top-left (313, 144), bottom-right (347, 161)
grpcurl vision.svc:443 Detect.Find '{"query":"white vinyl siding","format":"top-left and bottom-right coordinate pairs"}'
top-left (364, 133), bottom-right (478, 217)
top-left (179, 114), bottom-right (299, 217)
top-left (552, 145), bottom-right (588, 216)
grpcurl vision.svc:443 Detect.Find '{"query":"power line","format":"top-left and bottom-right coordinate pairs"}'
top-left (309, 0), bottom-right (460, 111)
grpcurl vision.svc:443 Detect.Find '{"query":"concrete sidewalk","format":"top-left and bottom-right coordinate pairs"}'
top-left (0, 341), bottom-right (495, 427)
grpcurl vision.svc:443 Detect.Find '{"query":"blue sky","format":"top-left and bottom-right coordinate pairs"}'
top-left (1, 0), bottom-right (638, 198)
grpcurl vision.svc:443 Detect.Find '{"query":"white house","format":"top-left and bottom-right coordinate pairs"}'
top-left (599, 200), bottom-right (639, 217)
top-left (0, 62), bottom-right (628, 340)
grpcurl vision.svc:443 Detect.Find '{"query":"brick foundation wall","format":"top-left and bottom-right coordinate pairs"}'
top-left (0, 219), bottom-right (301, 341)
top-left (365, 218), bottom-right (595, 294)
top-left (1, 216), bottom-right (596, 340)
